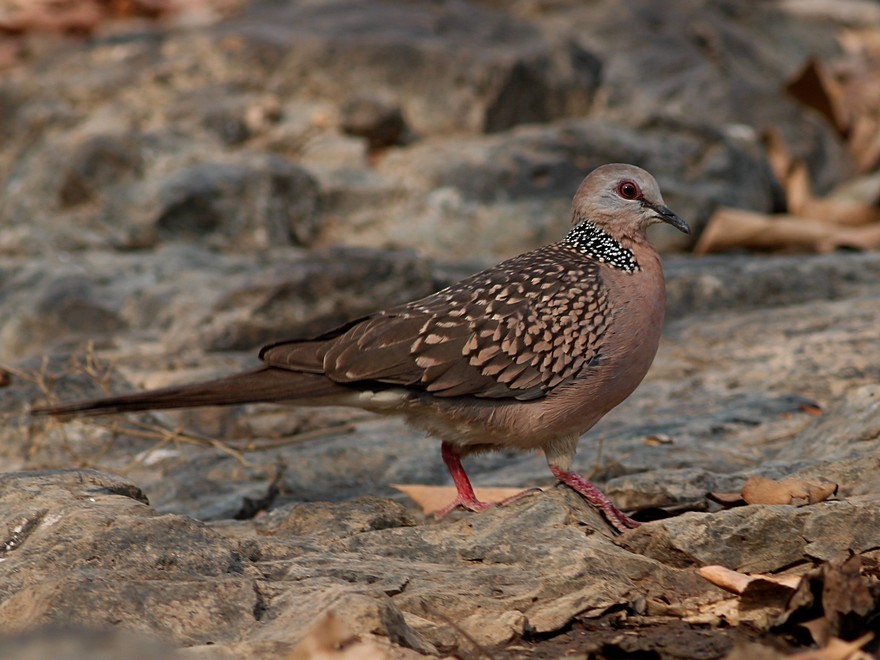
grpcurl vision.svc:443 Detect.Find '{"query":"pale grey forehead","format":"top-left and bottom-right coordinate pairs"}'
top-left (577, 163), bottom-right (662, 198)
top-left (591, 163), bottom-right (657, 185)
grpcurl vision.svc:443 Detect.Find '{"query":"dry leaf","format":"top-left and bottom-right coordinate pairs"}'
top-left (695, 207), bottom-right (840, 254)
top-left (789, 633), bottom-right (874, 660)
top-left (706, 491), bottom-right (746, 507)
top-left (849, 113), bottom-right (880, 172)
top-left (699, 566), bottom-right (806, 630)
top-left (684, 597), bottom-right (741, 626)
top-left (818, 222), bottom-right (880, 252)
top-left (698, 565), bottom-right (802, 595)
top-left (0, 0), bottom-right (105, 35)
top-left (785, 161), bottom-right (814, 217)
top-left (784, 162), bottom-right (880, 228)
top-left (799, 403), bottom-right (823, 416)
top-left (763, 128), bottom-right (796, 188)
top-left (741, 475), bottom-right (838, 506)
top-left (390, 484), bottom-right (541, 515)
top-left (800, 616), bottom-right (831, 648)
top-left (785, 57), bottom-right (849, 137)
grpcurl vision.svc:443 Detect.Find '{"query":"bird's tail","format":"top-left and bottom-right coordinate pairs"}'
top-left (30, 367), bottom-right (348, 418)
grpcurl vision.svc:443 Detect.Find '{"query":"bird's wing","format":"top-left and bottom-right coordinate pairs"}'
top-left (260, 244), bottom-right (611, 400)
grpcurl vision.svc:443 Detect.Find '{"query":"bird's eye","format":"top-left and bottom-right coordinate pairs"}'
top-left (616, 180), bottom-right (640, 200)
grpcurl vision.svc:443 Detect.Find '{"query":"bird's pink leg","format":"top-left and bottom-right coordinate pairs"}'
top-left (550, 465), bottom-right (641, 532)
top-left (434, 443), bottom-right (543, 519)
top-left (434, 442), bottom-right (493, 518)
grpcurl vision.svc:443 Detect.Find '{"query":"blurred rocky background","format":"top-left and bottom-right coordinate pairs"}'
top-left (2, 0), bottom-right (880, 658)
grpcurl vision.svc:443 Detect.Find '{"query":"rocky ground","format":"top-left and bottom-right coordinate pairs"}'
top-left (1, 1), bottom-right (880, 658)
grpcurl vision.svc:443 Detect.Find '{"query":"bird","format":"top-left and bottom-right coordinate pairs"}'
top-left (32, 163), bottom-right (690, 532)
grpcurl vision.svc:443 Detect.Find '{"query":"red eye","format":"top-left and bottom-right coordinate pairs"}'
top-left (617, 180), bottom-right (640, 200)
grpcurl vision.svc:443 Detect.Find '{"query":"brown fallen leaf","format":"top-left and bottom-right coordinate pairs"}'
top-left (706, 491), bottom-right (746, 507)
top-left (390, 484), bottom-right (542, 515)
top-left (799, 403), bottom-right (823, 416)
top-left (741, 475), bottom-right (838, 506)
top-left (0, 0), bottom-right (105, 35)
top-left (818, 222), bottom-right (880, 252)
top-left (694, 207), bottom-right (842, 254)
top-left (785, 57), bottom-right (849, 137)
top-left (849, 112), bottom-right (880, 173)
top-left (698, 565), bottom-right (802, 595)
top-left (763, 128), bottom-right (797, 194)
top-left (699, 566), bottom-right (806, 630)
top-left (787, 162), bottom-right (880, 228)
top-left (789, 633), bottom-right (874, 660)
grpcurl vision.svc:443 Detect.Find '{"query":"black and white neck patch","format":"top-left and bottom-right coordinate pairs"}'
top-left (564, 221), bottom-right (639, 273)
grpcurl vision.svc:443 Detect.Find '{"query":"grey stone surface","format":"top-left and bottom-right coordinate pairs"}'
top-left (0, 0), bottom-right (862, 260)
top-left (1, 0), bottom-right (879, 656)
top-left (5, 247), bottom-right (880, 655)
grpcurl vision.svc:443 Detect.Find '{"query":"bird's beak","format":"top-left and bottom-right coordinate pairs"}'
top-left (646, 201), bottom-right (690, 234)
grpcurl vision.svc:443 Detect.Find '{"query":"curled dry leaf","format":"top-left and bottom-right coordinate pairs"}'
top-left (699, 566), bottom-right (806, 631)
top-left (704, 45), bottom-right (880, 257)
top-left (694, 207), bottom-right (880, 255)
top-left (741, 475), bottom-right (838, 506)
top-left (698, 565), bottom-right (802, 595)
top-left (785, 57), bottom-right (849, 137)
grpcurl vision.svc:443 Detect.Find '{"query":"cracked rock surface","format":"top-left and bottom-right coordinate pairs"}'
top-left (2, 0), bottom-right (880, 657)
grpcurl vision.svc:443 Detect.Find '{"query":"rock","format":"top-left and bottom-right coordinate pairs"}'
top-left (618, 497), bottom-right (880, 573)
top-left (57, 132), bottom-right (144, 208)
top-left (0, 627), bottom-right (173, 660)
top-left (200, 94), bottom-right (283, 146)
top-left (186, 245), bottom-right (434, 352)
top-left (6, 248), bottom-right (880, 656)
top-left (0, 273), bottom-right (127, 361)
top-left (0, 244), bottom-right (432, 361)
top-left (664, 251), bottom-right (880, 318)
top-left (340, 93), bottom-right (408, 150)
top-left (0, 470), bottom-right (259, 646)
top-left (773, 385), bottom-right (880, 465)
top-left (343, 118), bottom-right (777, 258)
top-left (548, 0), bottom-right (850, 192)
top-left (0, 0), bottom-right (867, 263)
top-left (154, 154), bottom-right (320, 249)
top-left (0, 470), bottom-right (709, 657)
top-left (2, 1), bottom-right (880, 656)
top-left (253, 0), bottom-right (601, 135)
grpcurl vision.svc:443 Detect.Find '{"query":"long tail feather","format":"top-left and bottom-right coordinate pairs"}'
top-left (30, 368), bottom-right (348, 418)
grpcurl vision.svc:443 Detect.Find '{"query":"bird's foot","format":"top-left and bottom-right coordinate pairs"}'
top-left (550, 466), bottom-right (640, 533)
top-left (433, 487), bottom-right (542, 520)
top-left (437, 442), bottom-right (543, 519)
top-left (434, 494), bottom-right (493, 519)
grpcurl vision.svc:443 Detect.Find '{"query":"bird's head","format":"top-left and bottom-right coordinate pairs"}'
top-left (571, 163), bottom-right (690, 238)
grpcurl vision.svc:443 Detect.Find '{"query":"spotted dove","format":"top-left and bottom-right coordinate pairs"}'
top-left (32, 163), bottom-right (689, 532)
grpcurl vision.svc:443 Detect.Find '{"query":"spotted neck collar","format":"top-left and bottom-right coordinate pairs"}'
top-left (564, 221), bottom-right (639, 273)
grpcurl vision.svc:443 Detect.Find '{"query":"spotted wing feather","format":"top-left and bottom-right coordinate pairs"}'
top-left (260, 243), bottom-right (611, 400)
